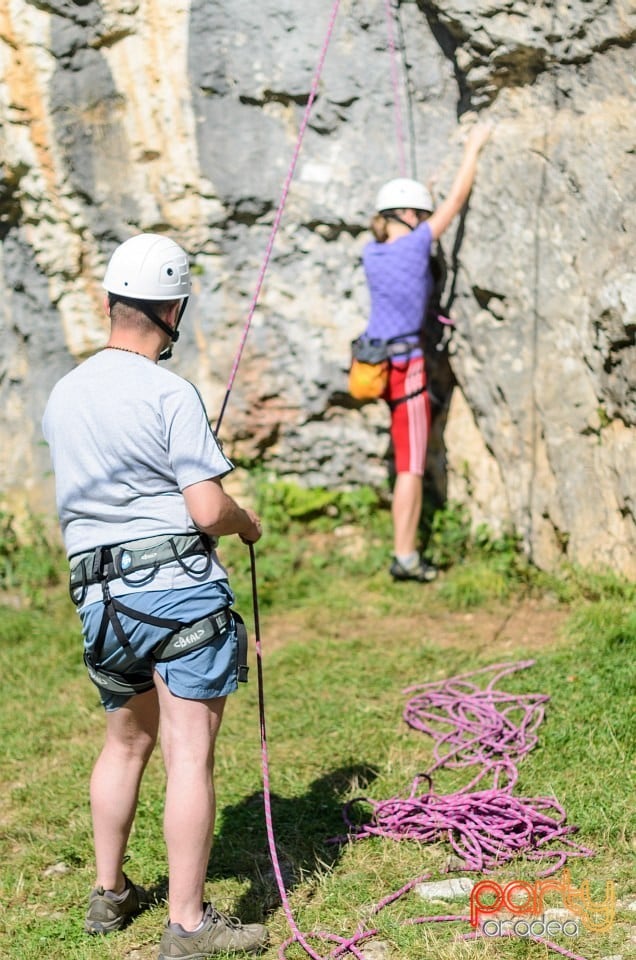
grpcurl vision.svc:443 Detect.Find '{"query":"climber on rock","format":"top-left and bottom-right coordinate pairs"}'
top-left (357, 121), bottom-right (492, 583)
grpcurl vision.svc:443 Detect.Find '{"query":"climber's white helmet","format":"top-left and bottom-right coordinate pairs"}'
top-left (375, 178), bottom-right (433, 215)
top-left (102, 233), bottom-right (190, 301)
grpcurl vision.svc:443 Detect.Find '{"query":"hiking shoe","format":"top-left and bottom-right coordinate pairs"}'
top-left (85, 873), bottom-right (150, 934)
top-left (390, 556), bottom-right (438, 583)
top-left (158, 903), bottom-right (269, 957)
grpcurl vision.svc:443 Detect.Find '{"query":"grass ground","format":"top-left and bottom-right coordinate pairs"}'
top-left (0, 499), bottom-right (634, 960)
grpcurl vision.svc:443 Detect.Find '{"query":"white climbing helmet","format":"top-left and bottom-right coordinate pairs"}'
top-left (375, 178), bottom-right (433, 214)
top-left (102, 233), bottom-right (191, 301)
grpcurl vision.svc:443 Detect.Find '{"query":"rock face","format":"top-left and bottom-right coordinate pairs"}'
top-left (0, 0), bottom-right (634, 576)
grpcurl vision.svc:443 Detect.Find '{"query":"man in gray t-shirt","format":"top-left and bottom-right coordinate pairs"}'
top-left (42, 234), bottom-right (268, 957)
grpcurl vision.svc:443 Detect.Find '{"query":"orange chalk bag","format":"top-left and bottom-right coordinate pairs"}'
top-left (348, 356), bottom-right (389, 400)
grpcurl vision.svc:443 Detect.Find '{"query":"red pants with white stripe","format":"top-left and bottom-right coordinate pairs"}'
top-left (384, 355), bottom-right (430, 476)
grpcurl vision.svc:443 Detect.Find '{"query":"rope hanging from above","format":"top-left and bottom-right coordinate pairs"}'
top-left (215, 0), bottom-right (424, 438)
top-left (383, 0), bottom-right (419, 180)
top-left (392, 0), bottom-right (418, 179)
top-left (383, 0), bottom-right (408, 177)
top-left (215, 0), bottom-right (343, 437)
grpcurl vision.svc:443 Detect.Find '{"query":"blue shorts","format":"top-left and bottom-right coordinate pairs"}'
top-left (79, 580), bottom-right (240, 712)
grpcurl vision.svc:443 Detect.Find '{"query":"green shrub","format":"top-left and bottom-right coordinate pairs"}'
top-left (0, 511), bottom-right (64, 605)
top-left (248, 472), bottom-right (384, 532)
top-left (424, 500), bottom-right (472, 566)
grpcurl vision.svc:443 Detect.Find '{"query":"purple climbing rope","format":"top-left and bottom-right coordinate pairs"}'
top-left (340, 661), bottom-right (594, 875)
top-left (383, 0), bottom-right (408, 178)
top-left (253, 614), bottom-right (593, 959)
top-left (215, 0), bottom-right (342, 436)
top-left (249, 547), bottom-right (326, 960)
top-left (341, 786), bottom-right (592, 875)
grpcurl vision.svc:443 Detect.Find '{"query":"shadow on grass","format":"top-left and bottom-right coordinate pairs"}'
top-left (207, 763), bottom-right (379, 922)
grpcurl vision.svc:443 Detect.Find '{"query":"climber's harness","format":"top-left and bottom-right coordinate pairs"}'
top-left (385, 340), bottom-right (427, 411)
top-left (69, 533), bottom-right (218, 601)
top-left (387, 381), bottom-right (426, 410)
top-left (351, 331), bottom-right (427, 409)
top-left (69, 534), bottom-right (249, 696)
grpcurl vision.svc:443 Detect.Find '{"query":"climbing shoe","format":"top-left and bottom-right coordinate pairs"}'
top-left (158, 902), bottom-right (269, 957)
top-left (85, 873), bottom-right (151, 934)
top-left (390, 556), bottom-right (438, 583)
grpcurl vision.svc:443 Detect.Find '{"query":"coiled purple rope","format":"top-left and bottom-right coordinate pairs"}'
top-left (339, 661), bottom-right (594, 876)
top-left (265, 657), bottom-right (593, 958)
top-left (341, 785), bottom-right (590, 875)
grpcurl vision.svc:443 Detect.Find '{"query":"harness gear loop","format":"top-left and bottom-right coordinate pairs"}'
top-left (69, 533), bottom-right (216, 605)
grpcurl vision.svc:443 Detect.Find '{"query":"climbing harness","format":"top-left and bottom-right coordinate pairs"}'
top-left (83, 606), bottom-right (247, 697)
top-left (70, 534), bottom-right (249, 695)
top-left (385, 352), bottom-right (428, 411)
top-left (387, 382), bottom-right (427, 410)
top-left (69, 533), bottom-right (216, 602)
top-left (348, 331), bottom-right (423, 400)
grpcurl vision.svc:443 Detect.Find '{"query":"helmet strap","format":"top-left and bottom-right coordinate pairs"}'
top-left (384, 212), bottom-right (415, 232)
top-left (158, 298), bottom-right (189, 361)
top-left (109, 295), bottom-right (188, 361)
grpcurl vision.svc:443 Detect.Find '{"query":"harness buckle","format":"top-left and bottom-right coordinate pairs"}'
top-left (91, 546), bottom-right (116, 583)
top-left (237, 663), bottom-right (250, 683)
top-left (91, 546), bottom-right (105, 582)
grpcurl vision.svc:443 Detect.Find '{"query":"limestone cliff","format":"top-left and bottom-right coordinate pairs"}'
top-left (1, 0), bottom-right (634, 576)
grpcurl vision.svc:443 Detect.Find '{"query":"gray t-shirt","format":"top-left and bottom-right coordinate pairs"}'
top-left (42, 349), bottom-right (233, 597)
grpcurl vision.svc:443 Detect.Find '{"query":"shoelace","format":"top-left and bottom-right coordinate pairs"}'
top-left (204, 904), bottom-right (243, 929)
